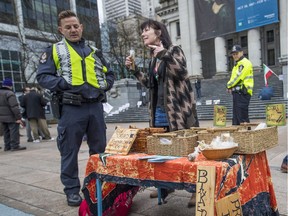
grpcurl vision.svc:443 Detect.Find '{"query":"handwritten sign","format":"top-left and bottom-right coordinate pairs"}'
top-left (214, 105), bottom-right (227, 127)
top-left (216, 193), bottom-right (243, 216)
top-left (195, 166), bottom-right (215, 216)
top-left (266, 104), bottom-right (286, 126)
top-left (105, 127), bottom-right (139, 155)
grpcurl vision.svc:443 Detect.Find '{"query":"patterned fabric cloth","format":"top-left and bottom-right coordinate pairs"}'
top-left (82, 151), bottom-right (279, 216)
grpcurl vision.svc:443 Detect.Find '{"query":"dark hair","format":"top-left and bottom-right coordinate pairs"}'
top-left (57, 10), bottom-right (79, 26)
top-left (140, 19), bottom-right (172, 49)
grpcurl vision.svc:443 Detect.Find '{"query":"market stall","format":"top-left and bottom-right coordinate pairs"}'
top-left (82, 151), bottom-right (279, 215)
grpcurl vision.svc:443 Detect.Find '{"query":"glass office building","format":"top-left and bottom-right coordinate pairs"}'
top-left (0, 0), bottom-right (101, 91)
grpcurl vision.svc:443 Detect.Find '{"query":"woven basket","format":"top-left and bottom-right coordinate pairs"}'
top-left (130, 127), bottom-right (166, 153)
top-left (147, 132), bottom-right (198, 157)
top-left (197, 126), bottom-right (278, 154)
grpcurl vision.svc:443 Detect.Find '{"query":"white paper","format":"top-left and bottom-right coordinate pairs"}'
top-left (103, 103), bottom-right (113, 114)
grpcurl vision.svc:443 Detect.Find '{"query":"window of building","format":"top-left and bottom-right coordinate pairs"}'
top-left (176, 21), bottom-right (181, 37)
top-left (227, 39), bottom-right (233, 50)
top-left (240, 36), bottom-right (248, 48)
top-left (266, 30), bottom-right (274, 43)
top-left (267, 49), bottom-right (275, 66)
top-left (22, 0), bottom-right (69, 33)
top-left (0, 0), bottom-right (16, 25)
top-left (0, 49), bottom-right (23, 92)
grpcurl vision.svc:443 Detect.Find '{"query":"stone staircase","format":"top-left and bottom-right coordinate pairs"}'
top-left (105, 72), bottom-right (288, 123)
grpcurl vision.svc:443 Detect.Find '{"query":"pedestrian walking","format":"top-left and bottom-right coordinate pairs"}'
top-left (20, 87), bottom-right (52, 143)
top-left (18, 86), bottom-right (33, 142)
top-left (0, 78), bottom-right (26, 151)
top-left (37, 10), bottom-right (114, 206)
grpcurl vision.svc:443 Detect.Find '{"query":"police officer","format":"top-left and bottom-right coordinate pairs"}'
top-left (37, 10), bottom-right (114, 206)
top-left (227, 45), bottom-right (254, 125)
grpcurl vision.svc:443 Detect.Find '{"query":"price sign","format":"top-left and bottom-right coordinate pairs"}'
top-left (266, 104), bottom-right (286, 126)
top-left (213, 105), bottom-right (227, 127)
top-left (105, 127), bottom-right (139, 155)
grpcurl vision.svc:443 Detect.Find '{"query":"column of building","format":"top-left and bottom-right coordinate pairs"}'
top-left (214, 37), bottom-right (228, 78)
top-left (248, 28), bottom-right (262, 72)
top-left (178, 0), bottom-right (202, 78)
top-left (279, 0), bottom-right (288, 98)
top-left (70, 0), bottom-right (77, 13)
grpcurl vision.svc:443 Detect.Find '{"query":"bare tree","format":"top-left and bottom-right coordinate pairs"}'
top-left (103, 15), bottom-right (149, 79)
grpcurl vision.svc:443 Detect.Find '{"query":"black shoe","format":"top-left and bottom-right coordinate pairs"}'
top-left (27, 139), bottom-right (33, 142)
top-left (67, 193), bottom-right (82, 206)
top-left (11, 146), bottom-right (27, 151)
top-left (4, 147), bottom-right (11, 151)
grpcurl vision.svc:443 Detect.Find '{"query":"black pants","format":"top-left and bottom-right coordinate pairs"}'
top-left (57, 102), bottom-right (106, 195)
top-left (232, 92), bottom-right (251, 125)
top-left (2, 122), bottom-right (20, 149)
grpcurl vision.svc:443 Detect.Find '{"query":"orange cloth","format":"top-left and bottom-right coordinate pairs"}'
top-left (83, 151), bottom-right (278, 215)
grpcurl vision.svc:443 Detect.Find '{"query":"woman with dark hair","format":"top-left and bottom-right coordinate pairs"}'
top-left (125, 19), bottom-right (199, 207)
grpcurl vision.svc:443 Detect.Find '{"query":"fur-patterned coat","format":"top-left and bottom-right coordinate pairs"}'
top-left (133, 45), bottom-right (199, 131)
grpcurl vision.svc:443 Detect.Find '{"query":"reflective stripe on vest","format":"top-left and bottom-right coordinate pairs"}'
top-left (52, 39), bottom-right (107, 89)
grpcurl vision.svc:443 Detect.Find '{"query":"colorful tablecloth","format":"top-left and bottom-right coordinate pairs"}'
top-left (82, 151), bottom-right (279, 216)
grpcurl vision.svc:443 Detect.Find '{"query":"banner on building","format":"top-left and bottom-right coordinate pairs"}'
top-left (194, 0), bottom-right (279, 41)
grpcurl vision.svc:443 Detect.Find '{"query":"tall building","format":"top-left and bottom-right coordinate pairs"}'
top-left (104, 0), bottom-right (142, 21)
top-left (0, 0), bottom-right (101, 91)
top-left (141, 0), bottom-right (161, 19)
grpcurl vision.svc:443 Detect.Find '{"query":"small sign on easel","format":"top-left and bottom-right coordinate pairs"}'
top-left (195, 166), bottom-right (216, 216)
top-left (105, 127), bottom-right (139, 155)
top-left (213, 105), bottom-right (227, 127)
top-left (266, 103), bottom-right (286, 126)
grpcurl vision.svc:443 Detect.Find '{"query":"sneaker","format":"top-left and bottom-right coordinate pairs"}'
top-left (33, 139), bottom-right (40, 143)
top-left (42, 137), bottom-right (55, 141)
top-left (11, 146), bottom-right (27, 151)
top-left (67, 193), bottom-right (82, 207)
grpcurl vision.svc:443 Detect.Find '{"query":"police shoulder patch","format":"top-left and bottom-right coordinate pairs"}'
top-left (39, 52), bottom-right (48, 64)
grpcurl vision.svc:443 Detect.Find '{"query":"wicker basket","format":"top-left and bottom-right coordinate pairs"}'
top-left (197, 126), bottom-right (278, 154)
top-left (201, 146), bottom-right (238, 160)
top-left (130, 127), bottom-right (166, 153)
top-left (147, 132), bottom-right (198, 157)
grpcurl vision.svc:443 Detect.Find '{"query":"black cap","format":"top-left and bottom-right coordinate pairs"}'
top-left (230, 45), bottom-right (242, 54)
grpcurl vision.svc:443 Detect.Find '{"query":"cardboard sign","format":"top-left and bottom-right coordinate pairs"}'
top-left (216, 193), bottom-right (243, 216)
top-left (105, 127), bottom-right (139, 155)
top-left (266, 104), bottom-right (286, 126)
top-left (214, 105), bottom-right (227, 127)
top-left (195, 166), bottom-right (216, 216)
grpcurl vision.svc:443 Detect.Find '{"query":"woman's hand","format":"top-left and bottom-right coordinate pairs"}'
top-left (148, 41), bottom-right (164, 57)
top-left (125, 56), bottom-right (133, 69)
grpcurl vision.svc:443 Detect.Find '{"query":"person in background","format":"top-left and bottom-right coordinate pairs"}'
top-left (281, 155), bottom-right (288, 173)
top-left (36, 10), bottom-right (114, 206)
top-left (20, 87), bottom-right (53, 143)
top-left (18, 86), bottom-right (33, 142)
top-left (195, 77), bottom-right (201, 99)
top-left (0, 78), bottom-right (26, 151)
top-left (125, 19), bottom-right (199, 208)
top-left (227, 45), bottom-right (254, 125)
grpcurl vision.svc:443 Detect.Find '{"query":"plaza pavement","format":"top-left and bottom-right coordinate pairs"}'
top-left (0, 120), bottom-right (287, 216)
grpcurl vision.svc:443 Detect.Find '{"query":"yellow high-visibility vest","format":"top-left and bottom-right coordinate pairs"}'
top-left (52, 39), bottom-right (108, 89)
top-left (227, 57), bottom-right (254, 96)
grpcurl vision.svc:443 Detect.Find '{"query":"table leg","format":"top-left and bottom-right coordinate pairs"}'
top-left (96, 179), bottom-right (103, 216)
top-left (157, 188), bottom-right (162, 205)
